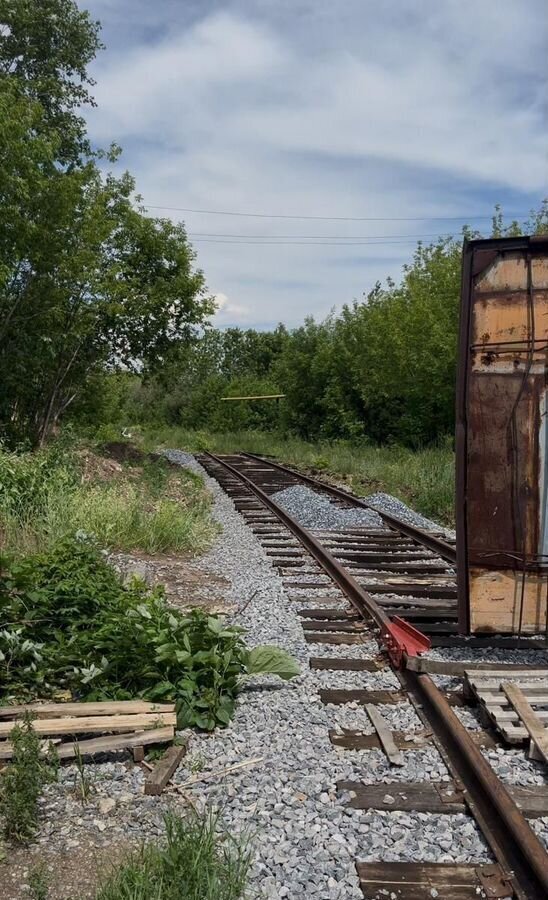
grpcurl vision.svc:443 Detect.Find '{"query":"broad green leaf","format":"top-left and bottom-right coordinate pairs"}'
top-left (245, 646), bottom-right (300, 681)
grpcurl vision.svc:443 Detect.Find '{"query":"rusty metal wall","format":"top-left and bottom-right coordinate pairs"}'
top-left (456, 236), bottom-right (548, 634)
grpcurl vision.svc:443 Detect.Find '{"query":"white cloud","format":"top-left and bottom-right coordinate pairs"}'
top-left (213, 292), bottom-right (251, 324)
top-left (85, 0), bottom-right (548, 328)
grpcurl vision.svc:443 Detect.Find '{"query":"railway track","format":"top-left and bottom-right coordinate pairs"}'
top-left (198, 450), bottom-right (548, 900)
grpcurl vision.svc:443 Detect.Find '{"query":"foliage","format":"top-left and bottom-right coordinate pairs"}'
top-left (0, 441), bottom-right (216, 555)
top-left (28, 863), bottom-right (52, 900)
top-left (0, 1), bottom-right (212, 448)
top-left (94, 810), bottom-right (250, 900)
top-left (245, 645), bottom-right (300, 681)
top-left (0, 538), bottom-right (299, 728)
top-left (107, 202), bottom-right (548, 450)
top-left (0, 714), bottom-right (58, 843)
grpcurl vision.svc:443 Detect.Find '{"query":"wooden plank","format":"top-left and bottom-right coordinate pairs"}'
top-left (301, 620), bottom-right (367, 633)
top-left (0, 727), bottom-right (175, 760)
top-left (409, 658), bottom-right (548, 676)
top-left (0, 701), bottom-right (175, 720)
top-left (144, 744), bottom-right (187, 796)
top-left (329, 728), bottom-right (434, 751)
top-left (466, 668), bottom-right (548, 679)
top-left (356, 862), bottom-right (510, 900)
top-left (502, 682), bottom-right (548, 763)
top-left (0, 712), bottom-right (176, 738)
top-left (338, 780), bottom-right (466, 813)
top-left (330, 727), bottom-right (496, 751)
top-left (364, 704), bottom-right (404, 765)
top-left (310, 657), bottom-right (386, 672)
top-left (320, 689), bottom-right (405, 706)
top-left (508, 783), bottom-right (548, 817)
top-left (304, 632), bottom-right (367, 645)
top-left (298, 608), bottom-right (359, 620)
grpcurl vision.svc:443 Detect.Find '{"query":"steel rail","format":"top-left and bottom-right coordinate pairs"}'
top-left (403, 671), bottom-right (548, 900)
top-left (203, 451), bottom-right (390, 632)
top-left (240, 451), bottom-right (457, 564)
top-left (204, 450), bottom-right (548, 900)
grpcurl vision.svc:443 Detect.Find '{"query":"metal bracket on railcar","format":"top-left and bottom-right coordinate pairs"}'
top-left (381, 616), bottom-right (431, 668)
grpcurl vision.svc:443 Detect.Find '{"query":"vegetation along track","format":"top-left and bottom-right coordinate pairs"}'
top-left (199, 450), bottom-right (548, 900)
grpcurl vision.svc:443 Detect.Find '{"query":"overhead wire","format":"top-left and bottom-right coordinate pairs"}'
top-left (144, 204), bottom-right (526, 222)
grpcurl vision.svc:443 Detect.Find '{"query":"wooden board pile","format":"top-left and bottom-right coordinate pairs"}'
top-left (464, 668), bottom-right (548, 763)
top-left (0, 700), bottom-right (177, 761)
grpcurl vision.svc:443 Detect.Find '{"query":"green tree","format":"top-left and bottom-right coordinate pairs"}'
top-left (0, 0), bottom-right (212, 446)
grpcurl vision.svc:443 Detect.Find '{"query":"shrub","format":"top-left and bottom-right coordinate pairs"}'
top-left (0, 714), bottom-right (58, 843)
top-left (0, 538), bottom-right (299, 728)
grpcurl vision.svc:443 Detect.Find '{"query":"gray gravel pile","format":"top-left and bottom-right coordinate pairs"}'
top-left (365, 491), bottom-right (454, 535)
top-left (271, 484), bottom-right (383, 530)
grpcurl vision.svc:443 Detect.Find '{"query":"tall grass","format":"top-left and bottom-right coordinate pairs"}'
top-left (0, 443), bottom-right (216, 556)
top-left (94, 811), bottom-right (251, 900)
top-left (144, 426), bottom-right (455, 526)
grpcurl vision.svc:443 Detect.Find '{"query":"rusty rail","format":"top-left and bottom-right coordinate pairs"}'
top-left (204, 451), bottom-right (430, 662)
top-left (241, 451), bottom-right (457, 564)
top-left (403, 671), bottom-right (548, 900)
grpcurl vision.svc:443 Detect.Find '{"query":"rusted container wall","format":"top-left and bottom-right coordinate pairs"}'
top-left (456, 236), bottom-right (548, 634)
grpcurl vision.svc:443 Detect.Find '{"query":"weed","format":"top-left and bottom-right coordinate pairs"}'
top-left (188, 752), bottom-right (205, 774)
top-left (28, 862), bottom-right (51, 900)
top-left (74, 743), bottom-right (93, 805)
top-left (0, 714), bottom-right (57, 843)
top-left (0, 441), bottom-right (217, 556)
top-left (94, 810), bottom-right (251, 900)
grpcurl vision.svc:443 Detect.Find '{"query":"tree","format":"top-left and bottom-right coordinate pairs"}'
top-left (0, 0), bottom-right (213, 446)
top-left (0, 0), bottom-right (102, 161)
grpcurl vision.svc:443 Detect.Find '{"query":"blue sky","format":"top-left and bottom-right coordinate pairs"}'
top-left (85, 0), bottom-right (547, 329)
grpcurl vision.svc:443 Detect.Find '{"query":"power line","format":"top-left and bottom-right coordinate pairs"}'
top-left (187, 230), bottom-right (462, 240)
top-left (190, 237), bottom-right (457, 246)
top-left (144, 203), bottom-right (522, 222)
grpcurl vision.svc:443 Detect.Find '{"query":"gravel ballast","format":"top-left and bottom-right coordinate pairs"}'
top-left (161, 450), bottom-right (496, 896)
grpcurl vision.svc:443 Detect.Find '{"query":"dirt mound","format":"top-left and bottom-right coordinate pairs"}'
top-left (100, 441), bottom-right (146, 464)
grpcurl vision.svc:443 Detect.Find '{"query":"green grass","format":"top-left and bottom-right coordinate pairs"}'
top-left (143, 427), bottom-right (455, 526)
top-left (93, 811), bottom-right (250, 900)
top-left (0, 442), bottom-right (217, 556)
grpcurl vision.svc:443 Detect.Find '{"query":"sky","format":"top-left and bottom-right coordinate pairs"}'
top-left (85, 0), bottom-right (547, 330)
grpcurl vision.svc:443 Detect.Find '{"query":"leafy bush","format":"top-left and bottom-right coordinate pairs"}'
top-left (0, 714), bottom-right (58, 843)
top-left (94, 810), bottom-right (250, 900)
top-left (0, 538), bottom-right (299, 728)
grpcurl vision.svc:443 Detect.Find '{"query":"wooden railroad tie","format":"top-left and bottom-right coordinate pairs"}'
top-left (356, 861), bottom-right (512, 900)
top-left (338, 779), bottom-right (548, 817)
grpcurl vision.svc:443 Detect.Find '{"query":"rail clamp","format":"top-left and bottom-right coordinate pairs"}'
top-left (381, 616), bottom-right (431, 667)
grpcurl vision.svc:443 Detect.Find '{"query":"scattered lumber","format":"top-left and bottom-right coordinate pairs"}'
top-left (0, 700), bottom-right (177, 761)
top-left (407, 656), bottom-right (548, 677)
top-left (364, 704), bottom-right (404, 766)
top-left (170, 756), bottom-right (264, 792)
top-left (144, 743), bottom-right (187, 795)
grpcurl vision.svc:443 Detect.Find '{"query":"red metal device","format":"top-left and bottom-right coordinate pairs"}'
top-left (381, 616), bottom-right (431, 668)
